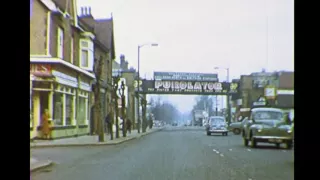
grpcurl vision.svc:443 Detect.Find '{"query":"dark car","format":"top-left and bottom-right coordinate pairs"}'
top-left (206, 116), bottom-right (228, 136)
top-left (242, 107), bottom-right (293, 149)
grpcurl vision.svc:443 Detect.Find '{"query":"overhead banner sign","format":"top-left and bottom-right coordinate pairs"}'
top-left (140, 80), bottom-right (239, 95)
top-left (154, 72), bottom-right (218, 81)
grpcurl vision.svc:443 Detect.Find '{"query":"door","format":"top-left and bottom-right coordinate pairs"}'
top-left (39, 91), bottom-right (49, 122)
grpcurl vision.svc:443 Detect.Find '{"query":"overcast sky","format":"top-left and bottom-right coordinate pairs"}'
top-left (77, 0), bottom-right (294, 113)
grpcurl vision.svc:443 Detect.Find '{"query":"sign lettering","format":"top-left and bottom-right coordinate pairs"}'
top-left (140, 80), bottom-right (239, 95)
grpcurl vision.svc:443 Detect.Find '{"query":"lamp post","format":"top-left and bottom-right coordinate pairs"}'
top-left (214, 67), bottom-right (231, 124)
top-left (137, 43), bottom-right (158, 133)
top-left (119, 80), bottom-right (127, 137)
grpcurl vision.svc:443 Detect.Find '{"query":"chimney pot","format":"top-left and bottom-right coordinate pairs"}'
top-left (84, 7), bottom-right (88, 15)
top-left (81, 7), bottom-right (84, 16)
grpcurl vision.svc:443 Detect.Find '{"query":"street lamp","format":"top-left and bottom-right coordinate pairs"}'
top-left (214, 66), bottom-right (231, 124)
top-left (214, 67), bottom-right (230, 82)
top-left (137, 43), bottom-right (158, 133)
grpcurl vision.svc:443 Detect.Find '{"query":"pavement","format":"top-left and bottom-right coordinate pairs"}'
top-left (30, 127), bottom-right (163, 172)
top-left (31, 126), bottom-right (293, 180)
top-left (30, 127), bottom-right (163, 148)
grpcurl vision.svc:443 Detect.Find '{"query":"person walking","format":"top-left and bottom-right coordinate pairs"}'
top-left (105, 113), bottom-right (111, 135)
top-left (126, 118), bottom-right (132, 134)
top-left (41, 109), bottom-right (52, 140)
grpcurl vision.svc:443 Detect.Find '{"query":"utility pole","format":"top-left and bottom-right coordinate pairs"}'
top-left (142, 98), bottom-right (147, 133)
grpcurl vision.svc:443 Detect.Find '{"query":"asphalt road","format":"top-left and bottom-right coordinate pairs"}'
top-left (31, 126), bottom-right (294, 180)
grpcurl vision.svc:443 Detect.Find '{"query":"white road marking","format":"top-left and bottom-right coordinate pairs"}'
top-left (248, 178), bottom-right (252, 180)
top-left (282, 150), bottom-right (287, 152)
top-left (220, 154), bottom-right (224, 157)
top-left (247, 149), bottom-right (251, 152)
top-left (213, 149), bottom-right (217, 152)
top-left (216, 151), bottom-right (220, 154)
top-left (229, 149), bottom-right (232, 151)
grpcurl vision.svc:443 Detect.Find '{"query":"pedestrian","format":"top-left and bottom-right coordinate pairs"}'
top-left (126, 118), bottom-right (132, 134)
top-left (41, 109), bottom-right (52, 140)
top-left (105, 113), bottom-right (111, 135)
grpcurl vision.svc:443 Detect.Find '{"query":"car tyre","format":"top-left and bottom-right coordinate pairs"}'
top-left (276, 143), bottom-right (281, 149)
top-left (225, 132), bottom-right (228, 136)
top-left (207, 132), bottom-right (211, 136)
top-left (233, 128), bottom-right (241, 135)
top-left (250, 136), bottom-right (257, 148)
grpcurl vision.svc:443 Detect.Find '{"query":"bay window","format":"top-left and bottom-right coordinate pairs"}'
top-left (65, 94), bottom-right (73, 125)
top-left (79, 97), bottom-right (87, 125)
top-left (79, 39), bottom-right (94, 71)
top-left (53, 92), bottom-right (64, 125)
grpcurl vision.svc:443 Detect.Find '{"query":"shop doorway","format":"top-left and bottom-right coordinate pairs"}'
top-left (39, 91), bottom-right (49, 121)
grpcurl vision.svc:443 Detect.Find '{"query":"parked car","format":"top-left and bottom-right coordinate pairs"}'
top-left (206, 116), bottom-right (228, 136)
top-left (228, 117), bottom-right (248, 135)
top-left (242, 107), bottom-right (293, 149)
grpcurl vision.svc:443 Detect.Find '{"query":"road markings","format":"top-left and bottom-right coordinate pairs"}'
top-left (229, 149), bottom-right (232, 151)
top-left (247, 149), bottom-right (251, 152)
top-left (248, 178), bottom-right (253, 180)
top-left (220, 154), bottom-right (224, 157)
top-left (282, 150), bottom-right (287, 152)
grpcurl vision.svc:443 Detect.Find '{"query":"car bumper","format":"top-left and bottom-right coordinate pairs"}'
top-left (253, 136), bottom-right (293, 143)
top-left (208, 129), bottom-right (228, 133)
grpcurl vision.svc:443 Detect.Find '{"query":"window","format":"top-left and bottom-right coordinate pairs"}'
top-left (79, 97), bottom-right (87, 125)
top-left (70, 37), bottom-right (74, 64)
top-left (57, 27), bottom-right (64, 59)
top-left (65, 94), bottom-right (73, 125)
top-left (79, 39), bottom-right (94, 70)
top-left (53, 93), bottom-right (64, 125)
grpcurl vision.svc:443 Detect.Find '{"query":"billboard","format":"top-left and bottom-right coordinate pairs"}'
top-left (154, 72), bottom-right (218, 81)
top-left (140, 80), bottom-right (239, 95)
top-left (251, 72), bottom-right (278, 88)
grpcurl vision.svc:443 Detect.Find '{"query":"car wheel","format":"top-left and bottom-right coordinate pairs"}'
top-left (250, 136), bottom-right (257, 148)
top-left (285, 141), bottom-right (293, 149)
top-left (207, 132), bottom-right (211, 136)
top-left (225, 132), bottom-right (228, 136)
top-left (233, 128), bottom-right (241, 135)
top-left (276, 143), bottom-right (281, 149)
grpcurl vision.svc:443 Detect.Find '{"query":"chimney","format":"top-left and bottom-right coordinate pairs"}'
top-left (81, 7), bottom-right (84, 16)
top-left (85, 7), bottom-right (88, 15)
top-left (120, 55), bottom-right (126, 69)
top-left (125, 61), bottom-right (129, 70)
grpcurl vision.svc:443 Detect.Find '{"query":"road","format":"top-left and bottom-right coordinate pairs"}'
top-left (31, 126), bottom-right (294, 180)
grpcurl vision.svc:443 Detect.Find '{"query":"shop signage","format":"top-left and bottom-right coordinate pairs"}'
top-left (141, 80), bottom-right (239, 95)
top-left (30, 64), bottom-right (52, 76)
top-left (264, 86), bottom-right (276, 99)
top-left (154, 72), bottom-right (218, 81)
top-left (52, 70), bottom-right (78, 88)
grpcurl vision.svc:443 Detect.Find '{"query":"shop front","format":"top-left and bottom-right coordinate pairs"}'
top-left (30, 63), bottom-right (94, 139)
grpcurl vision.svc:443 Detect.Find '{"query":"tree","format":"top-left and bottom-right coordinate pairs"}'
top-left (148, 97), bottom-right (181, 124)
top-left (93, 57), bottom-right (105, 142)
top-left (192, 95), bottom-right (215, 116)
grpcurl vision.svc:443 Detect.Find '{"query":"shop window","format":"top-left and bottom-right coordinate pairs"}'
top-left (53, 93), bottom-right (64, 125)
top-left (79, 97), bottom-right (87, 125)
top-left (65, 94), bottom-right (73, 125)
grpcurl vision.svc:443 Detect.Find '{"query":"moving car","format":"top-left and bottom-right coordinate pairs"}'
top-left (206, 116), bottom-right (228, 136)
top-left (242, 107), bottom-right (293, 149)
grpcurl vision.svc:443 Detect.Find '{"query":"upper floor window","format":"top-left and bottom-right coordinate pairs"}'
top-left (70, 37), bottom-right (74, 64)
top-left (57, 27), bottom-right (64, 59)
top-left (79, 39), bottom-right (94, 71)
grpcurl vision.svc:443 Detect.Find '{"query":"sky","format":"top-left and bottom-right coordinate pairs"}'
top-left (77, 0), bottom-right (294, 113)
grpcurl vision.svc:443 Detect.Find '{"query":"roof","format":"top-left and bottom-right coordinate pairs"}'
top-left (94, 19), bottom-right (116, 60)
top-left (251, 108), bottom-right (283, 112)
